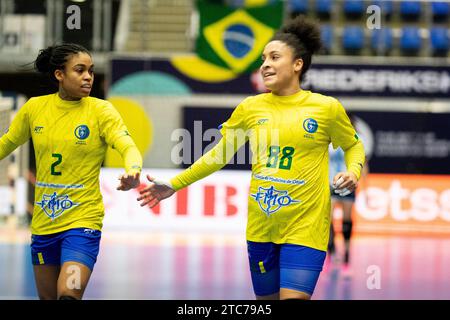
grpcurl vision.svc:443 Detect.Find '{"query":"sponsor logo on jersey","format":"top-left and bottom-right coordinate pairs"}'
top-left (302, 118), bottom-right (318, 133)
top-left (36, 192), bottom-right (78, 220)
top-left (34, 126), bottom-right (44, 134)
top-left (251, 185), bottom-right (300, 216)
top-left (253, 174), bottom-right (305, 185)
top-left (256, 118), bottom-right (269, 125)
top-left (74, 125), bottom-right (90, 140)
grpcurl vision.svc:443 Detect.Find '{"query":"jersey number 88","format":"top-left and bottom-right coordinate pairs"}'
top-left (266, 145), bottom-right (294, 170)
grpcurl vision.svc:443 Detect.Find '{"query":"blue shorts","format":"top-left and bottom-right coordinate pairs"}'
top-left (247, 241), bottom-right (326, 296)
top-left (31, 228), bottom-right (101, 271)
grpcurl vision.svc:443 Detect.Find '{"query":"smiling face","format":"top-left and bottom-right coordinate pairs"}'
top-left (260, 40), bottom-right (303, 96)
top-left (54, 52), bottom-right (94, 100)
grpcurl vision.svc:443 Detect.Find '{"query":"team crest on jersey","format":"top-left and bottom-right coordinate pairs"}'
top-left (36, 192), bottom-right (78, 220)
top-left (251, 185), bottom-right (300, 216)
top-left (74, 125), bottom-right (90, 140)
top-left (302, 118), bottom-right (318, 133)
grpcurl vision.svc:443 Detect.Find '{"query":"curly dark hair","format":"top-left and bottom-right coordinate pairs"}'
top-left (34, 43), bottom-right (91, 83)
top-left (271, 15), bottom-right (322, 83)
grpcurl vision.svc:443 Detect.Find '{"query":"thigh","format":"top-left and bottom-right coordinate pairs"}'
top-left (247, 241), bottom-right (280, 298)
top-left (342, 200), bottom-right (354, 221)
top-left (57, 261), bottom-right (92, 299)
top-left (57, 228), bottom-right (101, 299)
top-left (280, 287), bottom-right (312, 300)
top-left (33, 265), bottom-right (60, 300)
top-left (279, 244), bottom-right (326, 298)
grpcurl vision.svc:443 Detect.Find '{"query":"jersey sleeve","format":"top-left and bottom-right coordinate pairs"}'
top-left (170, 98), bottom-right (250, 191)
top-left (98, 101), bottom-right (130, 148)
top-left (328, 98), bottom-right (365, 178)
top-left (0, 136), bottom-right (18, 160)
top-left (97, 101), bottom-right (142, 174)
top-left (218, 98), bottom-right (250, 160)
top-left (329, 99), bottom-right (358, 150)
top-left (4, 98), bottom-right (32, 146)
top-left (218, 97), bottom-right (249, 133)
top-left (0, 98), bottom-right (33, 160)
top-left (113, 135), bottom-right (142, 175)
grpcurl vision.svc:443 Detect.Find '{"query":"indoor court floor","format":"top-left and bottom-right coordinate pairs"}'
top-left (1, 226), bottom-right (449, 300)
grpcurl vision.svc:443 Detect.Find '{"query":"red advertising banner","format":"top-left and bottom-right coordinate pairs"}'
top-left (101, 169), bottom-right (450, 235)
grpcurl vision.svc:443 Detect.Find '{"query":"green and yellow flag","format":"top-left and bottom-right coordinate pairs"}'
top-left (196, 0), bottom-right (284, 74)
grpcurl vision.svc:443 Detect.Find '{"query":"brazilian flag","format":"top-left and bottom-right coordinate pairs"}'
top-left (196, 0), bottom-right (284, 74)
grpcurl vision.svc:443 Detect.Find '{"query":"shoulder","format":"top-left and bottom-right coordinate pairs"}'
top-left (86, 96), bottom-right (113, 108)
top-left (26, 93), bottom-right (55, 105)
top-left (242, 93), bottom-right (270, 103)
top-left (306, 92), bottom-right (344, 122)
top-left (20, 93), bottom-right (55, 114)
top-left (86, 97), bottom-right (117, 115)
top-left (238, 93), bottom-right (269, 110)
top-left (306, 91), bottom-right (339, 108)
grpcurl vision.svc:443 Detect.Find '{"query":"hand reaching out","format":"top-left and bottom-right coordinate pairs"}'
top-left (116, 172), bottom-right (140, 191)
top-left (137, 174), bottom-right (175, 208)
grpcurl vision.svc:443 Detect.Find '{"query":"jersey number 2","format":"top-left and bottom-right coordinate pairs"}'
top-left (51, 153), bottom-right (62, 176)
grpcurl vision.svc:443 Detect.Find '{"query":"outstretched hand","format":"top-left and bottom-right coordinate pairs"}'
top-left (332, 171), bottom-right (358, 196)
top-left (116, 172), bottom-right (140, 191)
top-left (137, 174), bottom-right (175, 208)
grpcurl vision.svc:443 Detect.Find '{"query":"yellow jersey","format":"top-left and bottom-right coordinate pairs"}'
top-left (172, 90), bottom-right (365, 251)
top-left (5, 93), bottom-right (136, 235)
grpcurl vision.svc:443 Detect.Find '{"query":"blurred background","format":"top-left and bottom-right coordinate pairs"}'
top-left (0, 0), bottom-right (449, 299)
